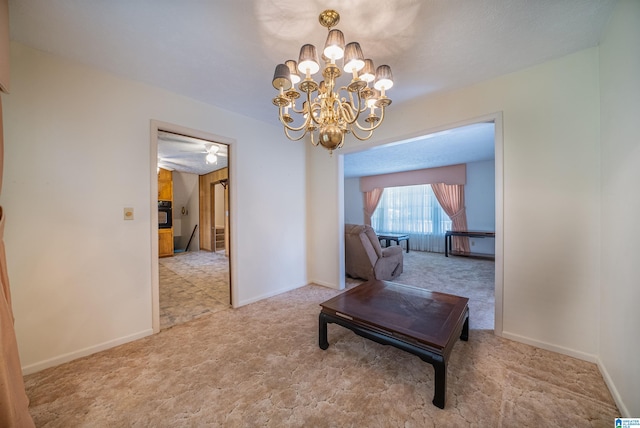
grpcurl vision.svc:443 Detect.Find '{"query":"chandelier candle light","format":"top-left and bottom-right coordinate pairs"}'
top-left (272, 9), bottom-right (394, 154)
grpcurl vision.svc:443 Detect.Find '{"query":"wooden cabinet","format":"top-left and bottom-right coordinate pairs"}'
top-left (158, 168), bottom-right (173, 201)
top-left (158, 168), bottom-right (173, 256)
top-left (214, 227), bottom-right (225, 252)
top-left (159, 228), bottom-right (173, 257)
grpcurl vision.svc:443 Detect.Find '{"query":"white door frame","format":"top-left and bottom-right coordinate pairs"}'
top-left (149, 120), bottom-right (237, 333)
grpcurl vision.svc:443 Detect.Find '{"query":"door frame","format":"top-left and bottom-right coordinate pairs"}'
top-left (150, 120), bottom-right (237, 334)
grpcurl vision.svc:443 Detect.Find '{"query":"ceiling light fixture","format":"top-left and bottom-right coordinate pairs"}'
top-left (272, 9), bottom-right (393, 154)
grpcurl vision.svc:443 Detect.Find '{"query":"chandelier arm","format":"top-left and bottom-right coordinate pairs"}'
top-left (349, 126), bottom-right (375, 141)
top-left (338, 100), bottom-right (356, 124)
top-left (349, 90), bottom-right (365, 124)
top-left (283, 126), bottom-right (309, 141)
top-left (352, 106), bottom-right (387, 132)
top-left (309, 129), bottom-right (320, 146)
top-left (303, 90), bottom-right (323, 127)
top-left (279, 106), bottom-right (312, 132)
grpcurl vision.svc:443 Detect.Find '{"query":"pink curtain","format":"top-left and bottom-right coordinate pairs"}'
top-left (431, 183), bottom-right (471, 255)
top-left (363, 187), bottom-right (384, 226)
top-left (0, 97), bottom-right (35, 426)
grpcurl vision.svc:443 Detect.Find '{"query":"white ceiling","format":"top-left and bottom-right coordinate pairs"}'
top-left (8, 0), bottom-right (616, 176)
top-left (343, 122), bottom-right (495, 178)
top-left (157, 132), bottom-right (228, 176)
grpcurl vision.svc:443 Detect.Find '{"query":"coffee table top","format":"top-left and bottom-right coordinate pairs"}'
top-left (376, 232), bottom-right (409, 239)
top-left (320, 280), bottom-right (469, 350)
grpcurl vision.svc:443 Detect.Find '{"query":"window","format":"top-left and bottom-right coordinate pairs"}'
top-left (371, 184), bottom-right (451, 252)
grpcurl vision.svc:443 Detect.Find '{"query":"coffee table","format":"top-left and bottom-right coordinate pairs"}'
top-left (377, 232), bottom-right (410, 253)
top-left (319, 280), bottom-right (469, 409)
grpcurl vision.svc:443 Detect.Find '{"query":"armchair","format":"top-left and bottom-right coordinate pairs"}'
top-left (344, 224), bottom-right (403, 281)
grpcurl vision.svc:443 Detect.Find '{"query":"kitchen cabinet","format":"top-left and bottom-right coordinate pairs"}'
top-left (159, 228), bottom-right (173, 257)
top-left (158, 168), bottom-right (173, 201)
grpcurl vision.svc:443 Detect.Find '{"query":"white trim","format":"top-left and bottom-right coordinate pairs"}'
top-left (22, 329), bottom-right (153, 375)
top-left (597, 359), bottom-right (631, 417)
top-left (149, 120), bottom-right (238, 329)
top-left (310, 279), bottom-right (341, 289)
top-left (502, 330), bottom-right (598, 363)
top-left (235, 283), bottom-right (308, 307)
top-left (493, 112), bottom-right (504, 336)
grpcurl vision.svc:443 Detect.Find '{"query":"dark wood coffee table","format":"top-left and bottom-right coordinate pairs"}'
top-left (319, 280), bottom-right (469, 409)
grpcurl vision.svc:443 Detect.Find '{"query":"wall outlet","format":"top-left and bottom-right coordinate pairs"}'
top-left (124, 207), bottom-right (134, 220)
top-left (471, 240), bottom-right (475, 246)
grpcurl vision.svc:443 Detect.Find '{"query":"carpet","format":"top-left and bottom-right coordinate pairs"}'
top-left (24, 283), bottom-right (618, 427)
top-left (348, 250), bottom-right (495, 329)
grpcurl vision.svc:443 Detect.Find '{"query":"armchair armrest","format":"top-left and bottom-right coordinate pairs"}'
top-left (381, 245), bottom-right (403, 257)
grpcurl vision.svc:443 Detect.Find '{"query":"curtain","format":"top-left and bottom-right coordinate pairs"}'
top-left (0, 97), bottom-right (35, 427)
top-left (363, 187), bottom-right (383, 226)
top-left (431, 183), bottom-right (471, 255)
top-left (371, 184), bottom-right (452, 252)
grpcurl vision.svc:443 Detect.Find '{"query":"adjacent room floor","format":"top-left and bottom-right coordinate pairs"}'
top-left (347, 249), bottom-right (495, 329)
top-left (159, 250), bottom-right (230, 330)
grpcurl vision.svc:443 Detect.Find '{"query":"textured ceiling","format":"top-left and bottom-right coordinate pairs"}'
top-left (8, 0), bottom-right (616, 175)
top-left (344, 122), bottom-right (495, 178)
top-left (157, 132), bottom-right (228, 176)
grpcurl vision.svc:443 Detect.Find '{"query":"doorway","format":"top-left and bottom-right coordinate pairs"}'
top-left (150, 120), bottom-right (236, 334)
top-left (339, 113), bottom-right (503, 334)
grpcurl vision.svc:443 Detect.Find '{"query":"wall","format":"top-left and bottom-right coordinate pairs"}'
top-left (344, 178), bottom-right (363, 225)
top-left (598, 0), bottom-right (640, 417)
top-left (465, 160), bottom-right (495, 255)
top-left (1, 43), bottom-right (307, 372)
top-left (308, 48), bottom-right (601, 361)
top-left (172, 171), bottom-right (199, 251)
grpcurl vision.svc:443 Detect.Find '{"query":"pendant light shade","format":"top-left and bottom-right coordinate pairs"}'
top-left (343, 42), bottom-right (365, 73)
top-left (360, 59), bottom-right (376, 82)
top-left (374, 65), bottom-right (394, 91)
top-left (297, 44), bottom-right (320, 75)
top-left (284, 60), bottom-right (301, 84)
top-left (323, 29), bottom-right (345, 61)
top-left (272, 63), bottom-right (292, 90)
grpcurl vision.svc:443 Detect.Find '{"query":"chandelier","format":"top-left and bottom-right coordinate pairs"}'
top-left (271, 10), bottom-right (394, 154)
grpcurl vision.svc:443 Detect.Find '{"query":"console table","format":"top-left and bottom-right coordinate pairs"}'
top-left (377, 233), bottom-right (410, 253)
top-left (445, 230), bottom-right (495, 257)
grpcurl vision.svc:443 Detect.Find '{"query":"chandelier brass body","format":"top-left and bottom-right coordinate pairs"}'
top-left (271, 10), bottom-right (394, 154)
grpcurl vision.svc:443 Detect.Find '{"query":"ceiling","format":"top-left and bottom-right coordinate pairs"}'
top-left (157, 132), bottom-right (228, 175)
top-left (343, 122), bottom-right (495, 178)
top-left (8, 0), bottom-right (617, 176)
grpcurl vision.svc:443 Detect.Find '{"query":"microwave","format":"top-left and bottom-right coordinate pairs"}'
top-left (158, 201), bottom-right (172, 229)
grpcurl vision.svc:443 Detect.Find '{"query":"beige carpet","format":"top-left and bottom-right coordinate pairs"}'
top-left (348, 250), bottom-right (495, 329)
top-left (24, 282), bottom-right (618, 426)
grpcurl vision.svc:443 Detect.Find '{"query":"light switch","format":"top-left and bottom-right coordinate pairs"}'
top-left (124, 207), bottom-right (134, 220)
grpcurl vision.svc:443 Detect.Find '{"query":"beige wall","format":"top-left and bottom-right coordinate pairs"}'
top-left (598, 0), bottom-right (640, 417)
top-left (308, 48), bottom-right (601, 361)
top-left (1, 43), bottom-right (307, 372)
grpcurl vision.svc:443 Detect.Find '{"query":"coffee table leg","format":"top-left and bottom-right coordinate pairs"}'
top-left (432, 359), bottom-right (446, 409)
top-left (319, 312), bottom-right (329, 350)
top-left (460, 315), bottom-right (469, 341)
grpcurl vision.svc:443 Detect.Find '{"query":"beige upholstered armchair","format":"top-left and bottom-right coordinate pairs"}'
top-left (344, 224), bottom-right (403, 281)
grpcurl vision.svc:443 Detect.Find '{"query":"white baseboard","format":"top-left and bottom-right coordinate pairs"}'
top-left (597, 358), bottom-right (630, 417)
top-left (501, 330), bottom-right (598, 363)
top-left (308, 279), bottom-right (340, 289)
top-left (235, 282), bottom-right (308, 307)
top-left (22, 329), bottom-right (154, 375)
